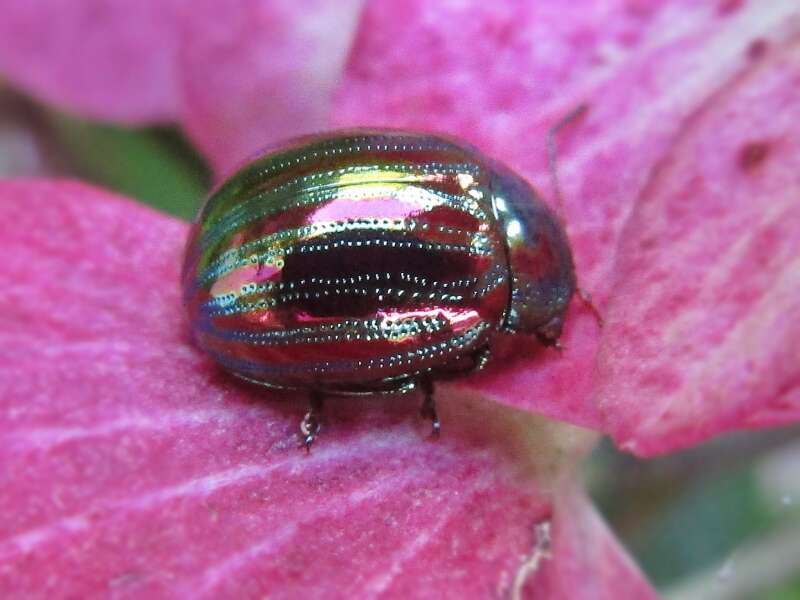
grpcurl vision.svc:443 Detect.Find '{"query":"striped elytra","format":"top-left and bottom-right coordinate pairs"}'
top-left (182, 130), bottom-right (576, 406)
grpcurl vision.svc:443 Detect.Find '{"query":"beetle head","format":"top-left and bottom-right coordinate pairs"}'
top-left (490, 168), bottom-right (576, 347)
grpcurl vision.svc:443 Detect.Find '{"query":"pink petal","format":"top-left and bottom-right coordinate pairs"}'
top-left (524, 489), bottom-right (657, 599)
top-left (595, 39), bottom-right (800, 456)
top-left (179, 0), bottom-right (364, 175)
top-left (0, 0), bottom-right (186, 122)
top-left (0, 1), bottom-right (364, 175)
top-left (4, 1), bottom-right (794, 454)
top-left (0, 180), bottom-right (652, 597)
top-left (333, 0), bottom-right (800, 432)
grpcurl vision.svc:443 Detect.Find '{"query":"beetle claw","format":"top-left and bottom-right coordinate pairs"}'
top-left (577, 287), bottom-right (604, 328)
top-left (300, 413), bottom-right (320, 452)
top-left (430, 415), bottom-right (441, 437)
top-left (300, 393), bottom-right (323, 451)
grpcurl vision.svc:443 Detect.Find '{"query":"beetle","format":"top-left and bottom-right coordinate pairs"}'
top-left (182, 129), bottom-right (577, 449)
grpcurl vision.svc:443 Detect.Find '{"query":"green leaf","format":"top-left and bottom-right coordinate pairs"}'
top-left (49, 113), bottom-right (210, 220)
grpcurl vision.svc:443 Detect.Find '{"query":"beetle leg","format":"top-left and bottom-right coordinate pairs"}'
top-left (471, 344), bottom-right (491, 373)
top-left (545, 103), bottom-right (588, 219)
top-left (544, 105), bottom-right (605, 332)
top-left (300, 391), bottom-right (324, 452)
top-left (419, 380), bottom-right (440, 437)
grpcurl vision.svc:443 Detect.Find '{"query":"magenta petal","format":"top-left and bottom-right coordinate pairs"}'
top-left (0, 0), bottom-right (363, 173)
top-left (179, 0), bottom-right (364, 175)
top-left (527, 489), bottom-right (657, 599)
top-left (0, 180), bottom-right (652, 597)
top-left (595, 41), bottom-right (800, 456)
top-left (0, 0), bottom-right (185, 122)
top-left (334, 0), bottom-right (800, 431)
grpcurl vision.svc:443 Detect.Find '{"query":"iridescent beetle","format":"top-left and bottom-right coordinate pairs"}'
top-left (182, 129), bottom-right (578, 449)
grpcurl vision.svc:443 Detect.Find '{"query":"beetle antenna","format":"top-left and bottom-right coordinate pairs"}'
top-left (545, 103), bottom-right (588, 220)
top-left (545, 104), bottom-right (604, 328)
